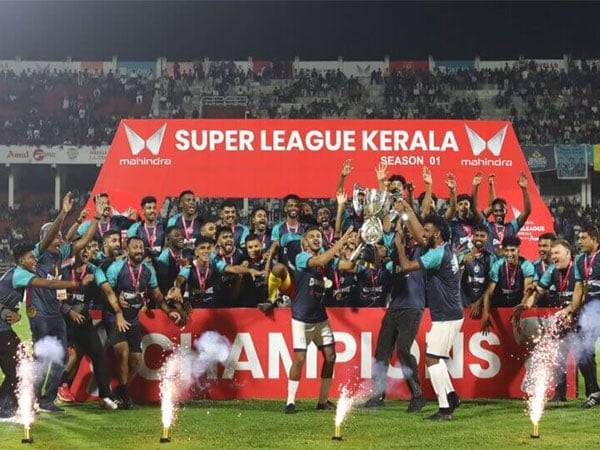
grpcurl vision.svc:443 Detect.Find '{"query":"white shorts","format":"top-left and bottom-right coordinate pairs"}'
top-left (292, 318), bottom-right (335, 352)
top-left (426, 319), bottom-right (464, 359)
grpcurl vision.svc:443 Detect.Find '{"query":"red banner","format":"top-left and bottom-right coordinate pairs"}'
top-left (389, 60), bottom-right (429, 72)
top-left (90, 119), bottom-right (554, 258)
top-left (71, 308), bottom-right (575, 403)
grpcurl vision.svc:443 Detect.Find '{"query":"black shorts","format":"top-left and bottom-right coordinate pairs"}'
top-left (105, 319), bottom-right (142, 353)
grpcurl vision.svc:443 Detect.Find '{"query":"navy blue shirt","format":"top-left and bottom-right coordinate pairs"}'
top-left (389, 246), bottom-right (426, 310)
top-left (574, 250), bottom-right (600, 302)
top-left (127, 220), bottom-right (166, 257)
top-left (327, 259), bottom-right (357, 307)
top-left (60, 262), bottom-right (107, 316)
top-left (293, 250), bottom-right (332, 323)
top-left (0, 266), bottom-right (35, 332)
top-left (417, 243), bottom-right (463, 321)
top-left (78, 215), bottom-right (133, 243)
top-left (155, 248), bottom-right (188, 295)
top-left (460, 250), bottom-right (496, 306)
top-left (489, 257), bottom-right (535, 307)
top-left (29, 242), bottom-right (72, 317)
top-left (449, 215), bottom-right (480, 252)
top-left (167, 213), bottom-right (203, 247)
top-left (178, 260), bottom-right (225, 308)
top-left (538, 262), bottom-right (575, 307)
top-left (355, 263), bottom-right (391, 307)
top-left (484, 218), bottom-right (521, 254)
top-left (104, 259), bottom-right (158, 322)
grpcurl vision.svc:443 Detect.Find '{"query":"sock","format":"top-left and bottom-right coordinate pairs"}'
top-left (428, 363), bottom-right (449, 409)
top-left (268, 273), bottom-right (283, 302)
top-left (440, 359), bottom-right (455, 395)
top-left (318, 378), bottom-right (332, 404)
top-left (287, 380), bottom-right (299, 405)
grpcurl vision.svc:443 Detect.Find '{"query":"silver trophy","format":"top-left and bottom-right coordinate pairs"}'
top-left (350, 184), bottom-right (392, 261)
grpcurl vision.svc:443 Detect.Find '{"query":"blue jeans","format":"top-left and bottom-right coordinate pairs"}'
top-left (29, 315), bottom-right (67, 407)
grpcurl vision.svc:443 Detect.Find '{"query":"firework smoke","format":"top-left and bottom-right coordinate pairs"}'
top-left (159, 332), bottom-right (231, 431)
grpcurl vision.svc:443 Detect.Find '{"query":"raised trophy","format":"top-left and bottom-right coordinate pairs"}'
top-left (350, 184), bottom-right (392, 261)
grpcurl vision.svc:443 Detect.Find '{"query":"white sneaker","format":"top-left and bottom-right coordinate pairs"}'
top-left (99, 397), bottom-right (118, 410)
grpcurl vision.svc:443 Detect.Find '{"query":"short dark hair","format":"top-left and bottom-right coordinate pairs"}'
top-left (388, 174), bottom-right (406, 185)
top-left (126, 236), bottom-right (144, 246)
top-left (141, 196), bottom-right (157, 207)
top-left (12, 243), bottom-right (35, 262)
top-left (304, 225), bottom-right (322, 236)
top-left (244, 233), bottom-right (262, 244)
top-left (283, 194), bottom-right (301, 204)
top-left (251, 206), bottom-right (267, 218)
top-left (491, 198), bottom-right (507, 209)
top-left (102, 230), bottom-right (121, 242)
top-left (220, 200), bottom-right (237, 210)
top-left (93, 192), bottom-right (109, 204)
top-left (417, 191), bottom-right (438, 204)
top-left (216, 226), bottom-right (233, 240)
top-left (502, 235), bottom-right (521, 248)
top-left (472, 223), bottom-right (489, 235)
top-left (165, 225), bottom-right (183, 237)
top-left (539, 232), bottom-right (557, 241)
top-left (195, 236), bottom-right (214, 247)
top-left (422, 214), bottom-right (450, 242)
top-left (457, 194), bottom-right (472, 204)
top-left (178, 190), bottom-right (194, 203)
top-left (580, 224), bottom-right (600, 241)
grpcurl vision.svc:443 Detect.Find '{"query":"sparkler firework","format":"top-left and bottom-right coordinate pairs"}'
top-left (158, 332), bottom-right (232, 443)
top-left (523, 316), bottom-right (563, 439)
top-left (333, 386), bottom-right (355, 441)
top-left (16, 343), bottom-right (35, 444)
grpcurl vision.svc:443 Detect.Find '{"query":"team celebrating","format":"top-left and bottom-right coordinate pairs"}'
top-left (1, 159), bottom-right (600, 422)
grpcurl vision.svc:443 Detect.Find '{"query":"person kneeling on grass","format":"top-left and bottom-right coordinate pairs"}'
top-left (285, 226), bottom-right (354, 414)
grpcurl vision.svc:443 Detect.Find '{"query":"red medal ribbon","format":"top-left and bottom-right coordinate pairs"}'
top-left (194, 261), bottom-right (210, 293)
top-left (493, 223), bottom-right (505, 244)
top-left (558, 261), bottom-right (573, 293)
top-left (181, 215), bottom-right (195, 241)
top-left (98, 221), bottom-right (110, 238)
top-left (584, 250), bottom-right (599, 280)
top-left (286, 222), bottom-right (299, 235)
top-left (504, 262), bottom-right (519, 290)
top-left (71, 265), bottom-right (88, 283)
top-left (143, 223), bottom-right (157, 248)
top-left (127, 262), bottom-right (143, 292)
top-left (323, 228), bottom-right (334, 246)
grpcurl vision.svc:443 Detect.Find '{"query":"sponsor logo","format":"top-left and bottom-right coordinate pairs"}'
top-left (67, 147), bottom-right (79, 161)
top-left (465, 125), bottom-right (507, 157)
top-left (120, 123), bottom-right (171, 166)
top-left (526, 150), bottom-right (548, 171)
top-left (124, 123), bottom-right (167, 156)
top-left (462, 124), bottom-right (512, 167)
top-left (33, 149), bottom-right (45, 161)
top-left (7, 150), bottom-right (29, 160)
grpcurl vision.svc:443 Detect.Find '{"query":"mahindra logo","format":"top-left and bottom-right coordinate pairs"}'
top-left (465, 125), bottom-right (507, 157)
top-left (124, 123), bottom-right (167, 156)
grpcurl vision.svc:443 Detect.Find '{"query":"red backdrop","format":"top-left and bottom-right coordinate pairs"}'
top-left (90, 119), bottom-right (553, 258)
top-left (71, 308), bottom-right (575, 402)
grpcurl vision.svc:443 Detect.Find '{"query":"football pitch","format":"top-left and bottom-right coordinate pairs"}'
top-left (3, 312), bottom-right (600, 449)
top-left (2, 398), bottom-right (600, 449)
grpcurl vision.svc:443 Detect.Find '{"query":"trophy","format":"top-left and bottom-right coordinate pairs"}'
top-left (350, 184), bottom-right (392, 261)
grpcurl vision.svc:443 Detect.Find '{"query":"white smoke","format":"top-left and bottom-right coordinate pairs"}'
top-left (33, 336), bottom-right (65, 377)
top-left (571, 301), bottom-right (600, 363)
top-left (160, 331), bottom-right (231, 428)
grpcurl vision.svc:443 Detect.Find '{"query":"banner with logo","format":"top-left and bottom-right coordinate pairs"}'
top-left (389, 60), bottom-right (429, 72)
top-left (522, 145), bottom-right (556, 172)
top-left (555, 144), bottom-right (589, 179)
top-left (0, 146), bottom-right (108, 165)
top-left (89, 119), bottom-right (553, 258)
top-left (433, 60), bottom-right (475, 72)
top-left (70, 308), bottom-right (575, 403)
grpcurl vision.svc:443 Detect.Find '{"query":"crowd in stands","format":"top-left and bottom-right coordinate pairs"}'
top-left (0, 68), bottom-right (154, 146)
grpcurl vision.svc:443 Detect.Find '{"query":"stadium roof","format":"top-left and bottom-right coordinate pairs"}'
top-left (0, 1), bottom-right (599, 61)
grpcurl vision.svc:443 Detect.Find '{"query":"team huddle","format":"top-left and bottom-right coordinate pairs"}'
top-left (1, 160), bottom-right (600, 422)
